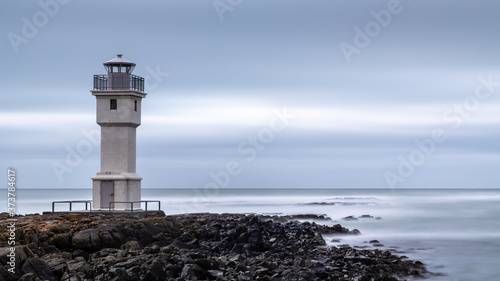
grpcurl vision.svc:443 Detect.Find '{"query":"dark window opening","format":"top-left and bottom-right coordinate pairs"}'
top-left (134, 100), bottom-right (138, 112)
top-left (110, 99), bottom-right (117, 110)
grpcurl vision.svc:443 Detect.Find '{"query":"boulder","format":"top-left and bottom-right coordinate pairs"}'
top-left (0, 246), bottom-right (34, 273)
top-left (20, 258), bottom-right (58, 281)
top-left (108, 267), bottom-right (134, 281)
top-left (67, 257), bottom-right (90, 278)
top-left (43, 252), bottom-right (71, 279)
top-left (18, 273), bottom-right (36, 281)
top-left (359, 215), bottom-right (374, 219)
top-left (181, 264), bottom-right (205, 280)
top-left (52, 233), bottom-right (71, 249)
top-left (71, 229), bottom-right (101, 252)
top-left (342, 216), bottom-right (358, 221)
top-left (120, 240), bottom-right (141, 252)
top-left (72, 226), bottom-right (124, 252)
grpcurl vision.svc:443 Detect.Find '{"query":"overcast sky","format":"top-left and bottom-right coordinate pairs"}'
top-left (2, 0), bottom-right (500, 189)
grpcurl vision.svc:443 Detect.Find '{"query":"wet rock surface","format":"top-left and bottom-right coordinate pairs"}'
top-left (0, 212), bottom-right (428, 280)
top-left (342, 215), bottom-right (382, 221)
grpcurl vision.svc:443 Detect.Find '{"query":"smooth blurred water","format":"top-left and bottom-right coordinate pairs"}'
top-left (2, 188), bottom-right (499, 280)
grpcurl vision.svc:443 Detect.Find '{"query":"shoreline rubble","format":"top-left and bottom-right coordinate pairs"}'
top-left (0, 212), bottom-right (428, 281)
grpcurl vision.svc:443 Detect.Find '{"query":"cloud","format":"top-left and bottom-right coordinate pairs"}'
top-left (2, 1), bottom-right (500, 189)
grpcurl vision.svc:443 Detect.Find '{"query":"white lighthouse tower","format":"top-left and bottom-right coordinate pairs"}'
top-left (91, 54), bottom-right (147, 210)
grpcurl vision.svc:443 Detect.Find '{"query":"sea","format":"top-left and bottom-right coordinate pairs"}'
top-left (3, 188), bottom-right (499, 281)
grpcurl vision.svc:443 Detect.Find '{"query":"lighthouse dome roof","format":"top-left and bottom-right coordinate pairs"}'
top-left (104, 54), bottom-right (136, 66)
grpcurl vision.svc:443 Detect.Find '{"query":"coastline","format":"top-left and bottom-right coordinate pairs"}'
top-left (0, 212), bottom-right (428, 281)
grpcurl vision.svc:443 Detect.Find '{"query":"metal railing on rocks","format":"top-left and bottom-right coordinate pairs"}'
top-left (108, 200), bottom-right (161, 212)
top-left (50, 200), bottom-right (161, 213)
top-left (52, 200), bottom-right (92, 212)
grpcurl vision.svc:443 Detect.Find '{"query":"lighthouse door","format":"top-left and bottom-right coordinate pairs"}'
top-left (101, 181), bottom-right (114, 209)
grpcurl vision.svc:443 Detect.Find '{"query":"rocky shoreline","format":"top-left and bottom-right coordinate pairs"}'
top-left (0, 212), bottom-right (428, 281)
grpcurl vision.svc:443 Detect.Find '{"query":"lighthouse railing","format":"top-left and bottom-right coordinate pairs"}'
top-left (93, 75), bottom-right (108, 90)
top-left (93, 74), bottom-right (144, 92)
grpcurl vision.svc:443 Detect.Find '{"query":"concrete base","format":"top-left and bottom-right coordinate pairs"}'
top-left (92, 172), bottom-right (141, 210)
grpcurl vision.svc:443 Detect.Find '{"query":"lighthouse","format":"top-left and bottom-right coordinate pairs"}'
top-left (91, 54), bottom-right (147, 210)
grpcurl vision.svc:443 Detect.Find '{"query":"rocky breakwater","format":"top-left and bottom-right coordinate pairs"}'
top-left (0, 212), bottom-right (427, 280)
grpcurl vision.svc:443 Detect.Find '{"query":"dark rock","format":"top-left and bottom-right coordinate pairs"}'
top-left (71, 228), bottom-right (101, 252)
top-left (72, 226), bottom-right (124, 252)
top-left (49, 223), bottom-right (70, 234)
top-left (125, 266), bottom-right (141, 280)
top-left (359, 215), bottom-right (374, 219)
top-left (40, 245), bottom-right (59, 256)
top-left (120, 240), bottom-right (141, 252)
top-left (350, 229), bottom-right (361, 235)
top-left (171, 240), bottom-right (195, 250)
top-left (181, 264), bottom-right (205, 280)
top-left (18, 273), bottom-right (36, 281)
top-left (317, 223), bottom-right (360, 235)
top-left (52, 233), bottom-right (71, 249)
top-left (0, 212), bottom-right (430, 281)
top-left (20, 258), bottom-right (58, 281)
top-left (70, 249), bottom-right (88, 260)
top-left (99, 228), bottom-right (125, 249)
top-left (135, 221), bottom-right (159, 246)
top-left (231, 244), bottom-right (245, 254)
top-left (342, 215), bottom-right (358, 221)
top-left (194, 258), bottom-right (212, 270)
top-left (207, 269), bottom-right (224, 278)
top-left (109, 267), bottom-right (134, 281)
top-left (151, 232), bottom-right (168, 246)
top-left (67, 257), bottom-right (91, 279)
top-left (43, 252), bottom-right (71, 279)
top-left (235, 263), bottom-right (247, 272)
top-left (149, 259), bottom-right (165, 280)
top-left (0, 246), bottom-right (34, 273)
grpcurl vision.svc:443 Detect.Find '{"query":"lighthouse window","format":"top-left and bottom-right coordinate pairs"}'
top-left (110, 99), bottom-right (117, 110)
top-left (134, 100), bottom-right (137, 111)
